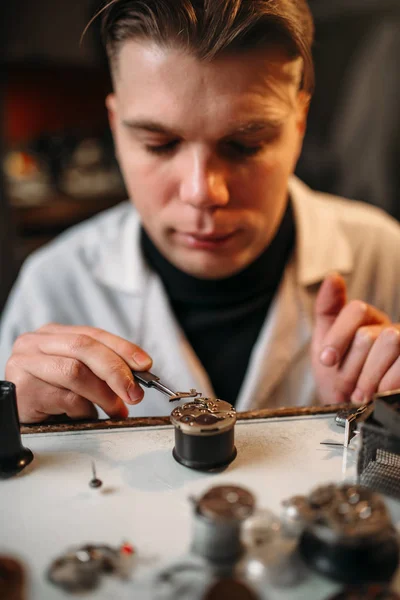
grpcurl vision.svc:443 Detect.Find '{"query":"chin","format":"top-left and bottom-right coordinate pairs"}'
top-left (176, 256), bottom-right (247, 280)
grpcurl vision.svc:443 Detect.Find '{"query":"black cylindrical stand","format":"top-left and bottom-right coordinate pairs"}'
top-left (170, 398), bottom-right (237, 471)
top-left (0, 381), bottom-right (33, 478)
top-left (173, 427), bottom-right (236, 470)
top-left (299, 529), bottom-right (399, 585)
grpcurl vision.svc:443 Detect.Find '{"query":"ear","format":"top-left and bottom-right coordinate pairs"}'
top-left (105, 93), bottom-right (117, 133)
top-left (292, 90), bottom-right (310, 162)
top-left (296, 91), bottom-right (310, 136)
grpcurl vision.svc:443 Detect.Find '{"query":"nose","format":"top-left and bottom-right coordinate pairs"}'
top-left (179, 150), bottom-right (229, 209)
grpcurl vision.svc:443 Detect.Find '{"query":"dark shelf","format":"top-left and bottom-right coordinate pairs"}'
top-left (13, 192), bottom-right (126, 234)
top-left (11, 192), bottom-right (127, 263)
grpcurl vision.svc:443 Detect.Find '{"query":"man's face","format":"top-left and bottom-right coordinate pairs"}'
top-left (107, 41), bottom-right (308, 279)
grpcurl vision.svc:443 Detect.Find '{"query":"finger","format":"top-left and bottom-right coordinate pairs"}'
top-left (14, 353), bottom-right (129, 419)
top-left (5, 368), bottom-right (98, 423)
top-left (351, 327), bottom-right (400, 404)
top-left (333, 326), bottom-right (381, 398)
top-left (20, 332), bottom-right (144, 405)
top-left (314, 272), bottom-right (347, 339)
top-left (61, 392), bottom-right (99, 420)
top-left (377, 355), bottom-right (400, 393)
top-left (319, 301), bottom-right (391, 367)
top-left (37, 324), bottom-right (152, 370)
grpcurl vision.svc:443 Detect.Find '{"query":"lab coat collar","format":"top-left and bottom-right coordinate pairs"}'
top-left (92, 204), bottom-right (148, 294)
top-left (289, 177), bottom-right (353, 286)
top-left (94, 176), bottom-right (354, 293)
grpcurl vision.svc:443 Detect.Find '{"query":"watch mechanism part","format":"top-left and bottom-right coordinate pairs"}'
top-left (203, 578), bottom-right (259, 600)
top-left (372, 389), bottom-right (400, 436)
top-left (0, 381), bottom-right (34, 479)
top-left (343, 404), bottom-right (374, 448)
top-left (357, 392), bottom-right (400, 499)
top-left (197, 486), bottom-right (256, 522)
top-left (335, 407), bottom-right (368, 428)
top-left (89, 461), bottom-right (102, 489)
top-left (331, 404), bottom-right (374, 448)
top-left (191, 485), bottom-right (255, 565)
top-left (239, 508), bottom-right (306, 589)
top-left (281, 495), bottom-right (316, 536)
top-left (169, 389), bottom-right (202, 402)
top-left (171, 398), bottom-right (237, 470)
top-left (47, 542), bottom-right (135, 593)
top-left (0, 556), bottom-right (25, 600)
top-left (327, 585), bottom-right (400, 600)
top-left (131, 369), bottom-right (201, 402)
top-left (241, 508), bottom-right (282, 548)
top-left (282, 483), bottom-right (400, 585)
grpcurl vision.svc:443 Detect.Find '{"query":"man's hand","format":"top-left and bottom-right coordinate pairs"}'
top-left (5, 324), bottom-right (153, 423)
top-left (311, 274), bottom-right (400, 405)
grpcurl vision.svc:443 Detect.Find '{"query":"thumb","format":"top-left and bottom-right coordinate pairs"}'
top-left (313, 273), bottom-right (347, 348)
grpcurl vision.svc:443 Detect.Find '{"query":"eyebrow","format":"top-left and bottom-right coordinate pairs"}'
top-left (121, 118), bottom-right (283, 137)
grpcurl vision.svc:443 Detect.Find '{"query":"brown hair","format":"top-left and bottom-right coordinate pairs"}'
top-left (92, 0), bottom-right (314, 92)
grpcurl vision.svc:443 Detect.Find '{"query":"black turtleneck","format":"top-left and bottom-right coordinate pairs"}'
top-left (141, 200), bottom-right (295, 405)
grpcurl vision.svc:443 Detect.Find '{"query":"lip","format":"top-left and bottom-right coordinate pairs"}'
top-left (174, 230), bottom-right (239, 250)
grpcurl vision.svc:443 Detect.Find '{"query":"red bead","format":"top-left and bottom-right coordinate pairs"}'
top-left (120, 543), bottom-right (135, 555)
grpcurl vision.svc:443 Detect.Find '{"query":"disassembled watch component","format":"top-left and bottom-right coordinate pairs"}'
top-left (283, 483), bottom-right (399, 585)
top-left (0, 556), bottom-right (25, 600)
top-left (170, 398), bottom-right (237, 470)
top-left (327, 586), bottom-right (400, 600)
top-left (89, 461), bottom-right (102, 489)
top-left (132, 369), bottom-right (201, 402)
top-left (191, 485), bottom-right (255, 565)
top-left (169, 389), bottom-right (202, 402)
top-left (335, 406), bottom-right (370, 428)
top-left (372, 389), bottom-right (400, 436)
top-left (333, 404), bottom-right (374, 448)
top-left (281, 495), bottom-right (316, 536)
top-left (0, 381), bottom-right (34, 479)
top-left (357, 390), bottom-right (400, 499)
top-left (239, 507), bottom-right (305, 588)
top-left (47, 542), bottom-right (135, 593)
top-left (203, 577), bottom-right (259, 600)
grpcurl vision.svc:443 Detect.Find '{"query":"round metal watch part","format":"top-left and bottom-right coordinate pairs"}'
top-left (170, 398), bottom-right (237, 470)
top-left (191, 485), bottom-right (255, 564)
top-left (203, 578), bottom-right (258, 600)
top-left (328, 587), bottom-right (400, 600)
top-left (296, 483), bottom-right (400, 585)
top-left (197, 485), bottom-right (255, 522)
top-left (47, 543), bottom-right (130, 593)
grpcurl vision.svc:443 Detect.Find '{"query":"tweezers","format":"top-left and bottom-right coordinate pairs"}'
top-left (132, 370), bottom-right (201, 402)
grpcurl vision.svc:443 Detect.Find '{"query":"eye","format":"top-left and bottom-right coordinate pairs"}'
top-left (225, 141), bottom-right (263, 157)
top-left (145, 140), bottom-right (179, 155)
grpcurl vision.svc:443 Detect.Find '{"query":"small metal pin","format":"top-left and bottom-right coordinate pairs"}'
top-left (320, 442), bottom-right (344, 447)
top-left (89, 461), bottom-right (102, 489)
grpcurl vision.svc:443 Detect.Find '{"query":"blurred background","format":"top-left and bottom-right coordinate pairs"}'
top-left (1, 0), bottom-right (400, 313)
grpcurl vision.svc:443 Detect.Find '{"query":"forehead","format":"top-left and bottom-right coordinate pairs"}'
top-left (114, 41), bottom-right (303, 130)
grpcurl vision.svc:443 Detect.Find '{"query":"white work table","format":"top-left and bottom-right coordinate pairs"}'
top-left (1, 413), bottom-right (400, 599)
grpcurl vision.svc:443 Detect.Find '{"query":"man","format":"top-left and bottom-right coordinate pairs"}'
top-left (1, 0), bottom-right (400, 423)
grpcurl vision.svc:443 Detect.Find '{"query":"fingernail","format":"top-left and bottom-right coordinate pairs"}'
top-left (127, 381), bottom-right (144, 404)
top-left (319, 347), bottom-right (338, 367)
top-left (351, 388), bottom-right (365, 405)
top-left (133, 351), bottom-right (152, 368)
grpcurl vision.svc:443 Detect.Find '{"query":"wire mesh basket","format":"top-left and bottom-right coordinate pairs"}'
top-left (357, 417), bottom-right (400, 500)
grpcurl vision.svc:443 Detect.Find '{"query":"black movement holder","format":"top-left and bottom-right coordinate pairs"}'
top-left (0, 381), bottom-right (33, 478)
top-left (294, 484), bottom-right (400, 585)
top-left (170, 398), bottom-right (237, 470)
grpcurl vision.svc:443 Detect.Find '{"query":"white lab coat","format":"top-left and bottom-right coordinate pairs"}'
top-left (1, 177), bottom-right (400, 416)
